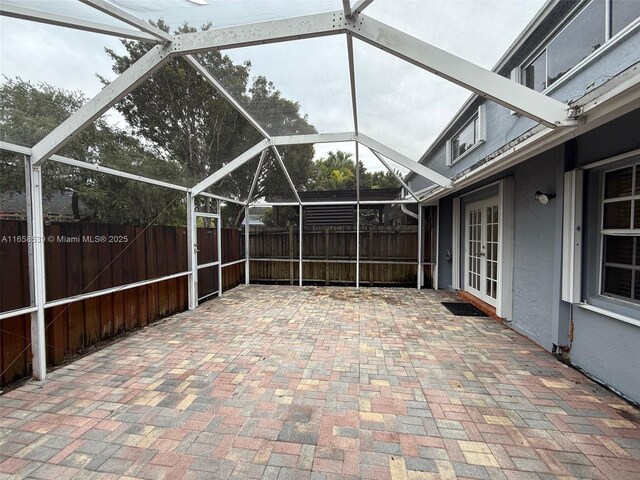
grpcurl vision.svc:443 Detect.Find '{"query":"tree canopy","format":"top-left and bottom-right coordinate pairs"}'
top-left (308, 150), bottom-right (401, 191)
top-left (0, 77), bottom-right (185, 225)
top-left (103, 21), bottom-right (316, 220)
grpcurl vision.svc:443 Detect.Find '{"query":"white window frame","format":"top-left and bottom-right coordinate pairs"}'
top-left (598, 161), bottom-right (640, 306)
top-left (446, 104), bottom-right (486, 166)
top-left (519, 0), bottom-right (640, 95)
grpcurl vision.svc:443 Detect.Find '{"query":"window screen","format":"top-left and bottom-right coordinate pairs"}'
top-left (546, 0), bottom-right (605, 88)
top-left (601, 162), bottom-right (640, 303)
top-left (611, 0), bottom-right (640, 36)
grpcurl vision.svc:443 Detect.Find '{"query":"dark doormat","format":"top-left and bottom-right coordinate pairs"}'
top-left (441, 302), bottom-right (488, 317)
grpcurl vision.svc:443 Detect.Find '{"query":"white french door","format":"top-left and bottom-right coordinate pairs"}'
top-left (464, 197), bottom-right (499, 307)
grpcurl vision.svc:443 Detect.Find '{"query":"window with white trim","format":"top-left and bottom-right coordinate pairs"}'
top-left (600, 162), bottom-right (640, 303)
top-left (521, 0), bottom-right (640, 93)
top-left (446, 105), bottom-right (486, 165)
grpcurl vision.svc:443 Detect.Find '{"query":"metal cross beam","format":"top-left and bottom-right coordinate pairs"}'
top-left (30, 44), bottom-right (172, 164)
top-left (0, 3), bottom-right (160, 43)
top-left (271, 146), bottom-right (302, 204)
top-left (184, 55), bottom-right (270, 138)
top-left (270, 132), bottom-right (355, 146)
top-left (191, 140), bottom-right (269, 195)
top-left (170, 11), bottom-right (343, 54)
top-left (351, 0), bottom-right (375, 17)
top-left (349, 15), bottom-right (573, 128)
top-left (342, 0), bottom-right (352, 18)
top-left (246, 150), bottom-right (268, 204)
top-left (79, 0), bottom-right (172, 43)
top-left (171, 11), bottom-right (572, 126)
top-left (357, 134), bottom-right (451, 187)
top-left (368, 148), bottom-right (420, 202)
top-left (346, 35), bottom-right (359, 134)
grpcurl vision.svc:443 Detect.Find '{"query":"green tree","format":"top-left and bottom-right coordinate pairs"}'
top-left (308, 150), bottom-right (402, 191)
top-left (0, 78), bottom-right (185, 225)
top-left (103, 21), bottom-right (316, 226)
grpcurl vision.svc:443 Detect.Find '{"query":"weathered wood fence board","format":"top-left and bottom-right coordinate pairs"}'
top-left (0, 220), bottom-right (243, 387)
top-left (248, 225), bottom-right (431, 287)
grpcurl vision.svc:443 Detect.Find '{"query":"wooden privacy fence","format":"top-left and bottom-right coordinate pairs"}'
top-left (248, 225), bottom-right (432, 287)
top-left (0, 220), bottom-right (243, 387)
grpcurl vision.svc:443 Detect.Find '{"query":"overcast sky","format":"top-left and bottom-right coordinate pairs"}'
top-left (1, 0), bottom-right (545, 178)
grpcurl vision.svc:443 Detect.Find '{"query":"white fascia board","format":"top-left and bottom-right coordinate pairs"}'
top-left (351, 0), bottom-right (375, 16)
top-left (350, 15), bottom-right (573, 128)
top-left (191, 140), bottom-right (269, 195)
top-left (79, 0), bottom-right (172, 42)
top-left (184, 55), bottom-right (269, 138)
top-left (420, 67), bottom-right (640, 203)
top-left (0, 4), bottom-right (159, 43)
top-left (270, 132), bottom-right (355, 146)
top-left (357, 134), bottom-right (451, 187)
top-left (31, 44), bottom-right (172, 165)
top-left (171, 11), bottom-right (345, 54)
top-left (49, 154), bottom-right (190, 192)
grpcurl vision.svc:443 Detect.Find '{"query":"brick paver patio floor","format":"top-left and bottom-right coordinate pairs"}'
top-left (1, 285), bottom-right (639, 479)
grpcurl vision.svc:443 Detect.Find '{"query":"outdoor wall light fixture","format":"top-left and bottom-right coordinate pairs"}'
top-left (534, 191), bottom-right (556, 205)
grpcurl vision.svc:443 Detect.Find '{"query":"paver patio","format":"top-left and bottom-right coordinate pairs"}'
top-left (0, 285), bottom-right (639, 479)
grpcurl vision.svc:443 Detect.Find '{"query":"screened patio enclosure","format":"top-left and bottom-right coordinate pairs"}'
top-left (0, 0), bottom-right (579, 382)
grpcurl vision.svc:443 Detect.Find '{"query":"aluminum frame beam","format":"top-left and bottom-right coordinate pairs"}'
top-left (171, 11), bottom-right (572, 126)
top-left (351, 0), bottom-right (375, 16)
top-left (346, 35), bottom-right (359, 134)
top-left (246, 150), bottom-right (268, 204)
top-left (79, 0), bottom-right (172, 43)
top-left (271, 146), bottom-right (302, 204)
top-left (368, 148), bottom-right (420, 202)
top-left (270, 132), bottom-right (355, 146)
top-left (170, 11), bottom-right (342, 54)
top-left (191, 140), bottom-right (269, 195)
top-left (26, 159), bottom-right (47, 380)
top-left (49, 154), bottom-right (190, 192)
top-left (184, 55), bottom-right (270, 138)
top-left (350, 15), bottom-right (572, 128)
top-left (31, 44), bottom-right (172, 164)
top-left (357, 134), bottom-right (451, 187)
top-left (342, 0), bottom-right (352, 18)
top-left (0, 3), bottom-right (160, 43)
top-left (186, 193), bottom-right (198, 310)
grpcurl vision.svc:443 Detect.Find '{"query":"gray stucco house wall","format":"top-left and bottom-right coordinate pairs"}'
top-left (410, 2), bottom-right (640, 402)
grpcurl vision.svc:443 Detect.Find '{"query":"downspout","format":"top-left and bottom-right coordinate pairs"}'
top-left (401, 188), bottom-right (419, 220)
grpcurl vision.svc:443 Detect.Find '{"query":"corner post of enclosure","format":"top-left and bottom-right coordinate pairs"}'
top-left (355, 143), bottom-right (360, 289)
top-left (417, 204), bottom-right (423, 290)
top-left (217, 200), bottom-right (223, 296)
top-left (299, 204), bottom-right (303, 287)
top-left (244, 205), bottom-right (250, 285)
top-left (25, 157), bottom-right (47, 380)
top-left (186, 192), bottom-right (198, 310)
